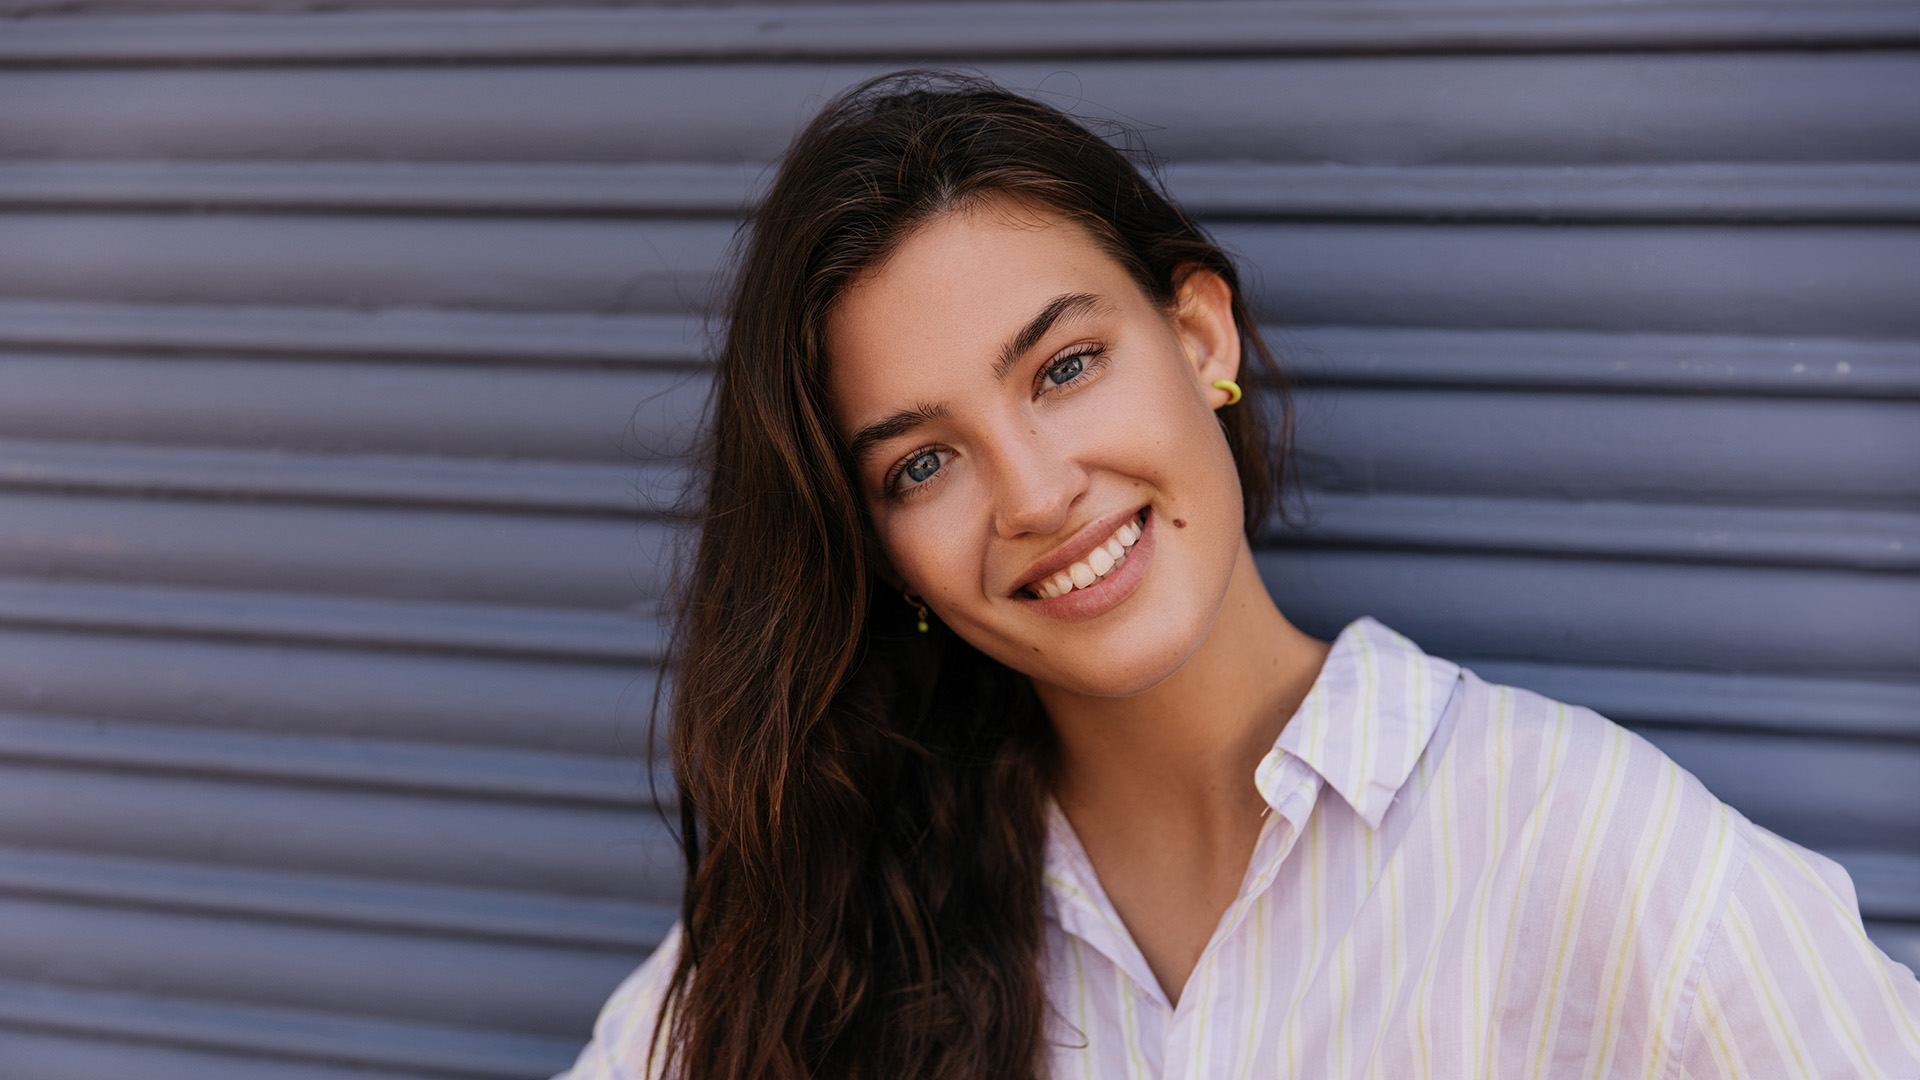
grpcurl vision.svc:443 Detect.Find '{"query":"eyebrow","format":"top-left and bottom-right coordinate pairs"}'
top-left (845, 291), bottom-right (1110, 470)
top-left (847, 401), bottom-right (949, 470)
top-left (992, 292), bottom-right (1109, 383)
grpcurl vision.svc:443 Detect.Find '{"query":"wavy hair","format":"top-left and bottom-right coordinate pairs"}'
top-left (658, 71), bottom-right (1291, 1078)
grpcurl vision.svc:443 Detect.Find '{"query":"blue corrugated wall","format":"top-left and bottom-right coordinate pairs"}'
top-left (0, 2), bottom-right (1916, 1076)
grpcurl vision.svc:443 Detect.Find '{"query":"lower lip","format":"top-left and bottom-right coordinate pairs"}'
top-left (1021, 509), bottom-right (1154, 621)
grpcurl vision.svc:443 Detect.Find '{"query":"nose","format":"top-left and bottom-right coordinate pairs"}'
top-left (985, 420), bottom-right (1088, 540)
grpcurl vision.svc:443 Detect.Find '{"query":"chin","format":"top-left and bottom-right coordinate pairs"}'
top-left (1007, 607), bottom-right (1214, 699)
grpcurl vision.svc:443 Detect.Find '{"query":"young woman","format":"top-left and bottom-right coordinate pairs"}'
top-left (560, 73), bottom-right (1920, 1079)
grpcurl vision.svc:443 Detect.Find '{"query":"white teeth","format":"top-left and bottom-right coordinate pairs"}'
top-left (1031, 513), bottom-right (1147, 599)
top-left (1087, 546), bottom-right (1114, 577)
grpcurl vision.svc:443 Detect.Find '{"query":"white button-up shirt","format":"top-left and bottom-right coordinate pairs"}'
top-left (561, 617), bottom-right (1920, 1078)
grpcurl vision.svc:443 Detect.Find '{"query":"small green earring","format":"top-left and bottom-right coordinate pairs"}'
top-left (904, 590), bottom-right (929, 633)
top-left (1211, 378), bottom-right (1243, 406)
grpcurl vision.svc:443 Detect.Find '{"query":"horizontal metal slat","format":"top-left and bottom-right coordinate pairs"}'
top-left (0, 157), bottom-right (760, 214)
top-left (0, 845), bottom-right (669, 950)
top-left (0, 761), bottom-right (680, 898)
top-left (0, 627), bottom-right (664, 756)
top-left (0, 895), bottom-right (639, 1036)
top-left (4, 55), bottom-right (1914, 165)
top-left (1172, 162), bottom-right (1920, 224)
top-left (2, 0), bottom-right (1917, 62)
top-left (0, 711), bottom-right (665, 807)
top-left (0, 351), bottom-right (705, 460)
top-left (0, 976), bottom-right (592, 1079)
top-left (6, 160), bottom-right (1920, 223)
top-left (0, 492), bottom-right (677, 608)
top-left (1279, 494), bottom-right (1920, 571)
top-left (0, 439), bottom-right (684, 514)
top-left (0, 213), bottom-right (732, 314)
top-left (7, 215), bottom-right (1920, 333)
top-left (1218, 222), bottom-right (1920, 335)
top-left (1825, 850), bottom-right (1920, 922)
top-left (1281, 326), bottom-right (1920, 397)
top-left (0, 299), bottom-right (697, 363)
top-left (1291, 389), bottom-right (1920, 503)
top-left (1865, 922), bottom-right (1920, 983)
top-left (1638, 729), bottom-right (1920, 855)
top-left (1258, 550), bottom-right (1920, 675)
top-left (1464, 660), bottom-right (1920, 741)
top-left (31, 219), bottom-right (1920, 339)
top-left (0, 578), bottom-right (664, 660)
top-left (5, 300), bottom-right (1916, 398)
top-left (0, 160), bottom-right (759, 217)
top-left (0, 1023), bottom-right (472, 1080)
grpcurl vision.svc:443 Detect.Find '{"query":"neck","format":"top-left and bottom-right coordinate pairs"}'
top-left (1037, 540), bottom-right (1331, 844)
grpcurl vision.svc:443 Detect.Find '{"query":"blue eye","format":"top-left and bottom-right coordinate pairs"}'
top-left (883, 446), bottom-right (950, 499)
top-left (904, 450), bottom-right (942, 484)
top-left (1045, 354), bottom-right (1084, 386)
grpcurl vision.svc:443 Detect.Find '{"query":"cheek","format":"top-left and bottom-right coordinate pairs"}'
top-left (878, 506), bottom-right (978, 602)
top-left (1109, 360), bottom-right (1240, 500)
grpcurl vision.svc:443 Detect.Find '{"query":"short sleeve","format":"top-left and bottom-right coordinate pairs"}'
top-left (553, 923), bottom-right (683, 1080)
top-left (1678, 832), bottom-right (1920, 1079)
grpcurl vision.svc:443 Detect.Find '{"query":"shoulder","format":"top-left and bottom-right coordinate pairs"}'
top-left (1441, 668), bottom-right (1742, 865)
top-left (1436, 676), bottom-right (1744, 963)
top-left (1420, 666), bottom-right (1920, 1072)
top-left (552, 924), bottom-right (682, 1080)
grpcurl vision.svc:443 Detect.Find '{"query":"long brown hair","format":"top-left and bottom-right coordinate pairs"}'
top-left (659, 71), bottom-right (1290, 1078)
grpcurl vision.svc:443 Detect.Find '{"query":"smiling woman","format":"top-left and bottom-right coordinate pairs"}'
top-left (557, 73), bottom-right (1920, 1080)
top-left (828, 197), bottom-right (1265, 695)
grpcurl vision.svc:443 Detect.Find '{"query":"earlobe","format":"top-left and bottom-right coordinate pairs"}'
top-left (1171, 266), bottom-right (1243, 408)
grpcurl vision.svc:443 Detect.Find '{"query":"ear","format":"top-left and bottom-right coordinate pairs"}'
top-left (1170, 265), bottom-right (1242, 410)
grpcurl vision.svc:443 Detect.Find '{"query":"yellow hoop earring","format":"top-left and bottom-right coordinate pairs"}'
top-left (1211, 379), bottom-right (1243, 406)
top-left (903, 590), bottom-right (929, 633)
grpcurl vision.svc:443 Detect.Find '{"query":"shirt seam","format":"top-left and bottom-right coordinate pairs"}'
top-left (1660, 822), bottom-right (1756, 1080)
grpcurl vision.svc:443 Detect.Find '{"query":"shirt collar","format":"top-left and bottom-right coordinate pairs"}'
top-left (1041, 617), bottom-right (1459, 894)
top-left (1037, 617), bottom-right (1461, 995)
top-left (1260, 616), bottom-right (1460, 829)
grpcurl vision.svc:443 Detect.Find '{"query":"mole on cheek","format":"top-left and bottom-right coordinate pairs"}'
top-left (1173, 519), bottom-right (1187, 528)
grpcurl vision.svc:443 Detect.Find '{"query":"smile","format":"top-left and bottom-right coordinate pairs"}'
top-left (1028, 511), bottom-right (1145, 600)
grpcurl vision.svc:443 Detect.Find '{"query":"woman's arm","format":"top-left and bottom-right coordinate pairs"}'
top-left (1677, 834), bottom-right (1920, 1078)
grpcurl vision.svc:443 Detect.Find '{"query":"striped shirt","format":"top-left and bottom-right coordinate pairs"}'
top-left (559, 616), bottom-right (1920, 1079)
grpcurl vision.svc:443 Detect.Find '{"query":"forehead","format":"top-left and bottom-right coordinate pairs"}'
top-left (824, 198), bottom-right (1144, 423)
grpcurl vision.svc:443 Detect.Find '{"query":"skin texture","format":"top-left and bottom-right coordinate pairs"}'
top-left (827, 196), bottom-right (1331, 1004)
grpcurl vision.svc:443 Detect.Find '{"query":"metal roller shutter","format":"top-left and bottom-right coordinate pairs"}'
top-left (0, 2), bottom-right (1915, 1075)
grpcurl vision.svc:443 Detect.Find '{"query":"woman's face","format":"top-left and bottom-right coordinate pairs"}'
top-left (827, 196), bottom-right (1247, 698)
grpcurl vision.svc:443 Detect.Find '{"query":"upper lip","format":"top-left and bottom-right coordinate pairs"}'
top-left (1010, 505), bottom-right (1145, 597)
